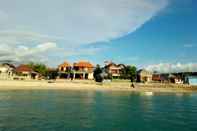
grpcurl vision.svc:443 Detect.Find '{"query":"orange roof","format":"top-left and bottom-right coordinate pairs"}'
top-left (73, 61), bottom-right (93, 68)
top-left (58, 61), bottom-right (71, 68)
top-left (16, 65), bottom-right (33, 72)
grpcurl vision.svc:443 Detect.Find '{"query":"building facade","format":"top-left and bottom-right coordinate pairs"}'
top-left (15, 65), bottom-right (38, 80)
top-left (58, 61), bottom-right (94, 80)
top-left (0, 63), bottom-right (15, 80)
top-left (137, 69), bottom-right (153, 83)
top-left (104, 62), bottom-right (124, 79)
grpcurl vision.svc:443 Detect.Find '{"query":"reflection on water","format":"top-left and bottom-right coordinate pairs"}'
top-left (0, 90), bottom-right (197, 131)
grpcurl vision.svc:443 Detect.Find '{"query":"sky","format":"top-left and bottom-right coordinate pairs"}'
top-left (0, 0), bottom-right (197, 73)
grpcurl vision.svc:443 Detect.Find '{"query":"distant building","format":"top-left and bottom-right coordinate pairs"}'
top-left (152, 74), bottom-right (162, 82)
top-left (58, 61), bottom-right (94, 80)
top-left (168, 74), bottom-right (183, 84)
top-left (0, 63), bottom-right (15, 80)
top-left (152, 73), bottom-right (171, 83)
top-left (58, 61), bottom-right (72, 79)
top-left (15, 65), bottom-right (38, 80)
top-left (73, 61), bottom-right (94, 79)
top-left (58, 61), bottom-right (72, 72)
top-left (137, 69), bottom-right (153, 82)
top-left (104, 62), bottom-right (124, 79)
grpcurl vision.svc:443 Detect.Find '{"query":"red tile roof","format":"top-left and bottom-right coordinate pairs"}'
top-left (58, 61), bottom-right (71, 68)
top-left (16, 65), bottom-right (33, 72)
top-left (73, 61), bottom-right (93, 68)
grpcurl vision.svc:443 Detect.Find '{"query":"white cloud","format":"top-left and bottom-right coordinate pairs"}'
top-left (183, 44), bottom-right (195, 48)
top-left (146, 63), bottom-right (197, 73)
top-left (0, 0), bottom-right (168, 64)
top-left (0, 0), bottom-right (168, 44)
top-left (0, 42), bottom-right (58, 63)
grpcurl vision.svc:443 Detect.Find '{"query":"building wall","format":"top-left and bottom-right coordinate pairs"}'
top-left (0, 66), bottom-right (14, 80)
top-left (137, 70), bottom-right (153, 82)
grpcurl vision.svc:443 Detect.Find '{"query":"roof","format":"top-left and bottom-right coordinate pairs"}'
top-left (73, 61), bottom-right (93, 68)
top-left (16, 65), bottom-right (33, 72)
top-left (0, 63), bottom-right (15, 69)
top-left (137, 69), bottom-right (152, 75)
top-left (58, 61), bottom-right (71, 68)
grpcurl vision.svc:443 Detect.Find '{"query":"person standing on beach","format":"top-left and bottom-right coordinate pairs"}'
top-left (130, 81), bottom-right (135, 88)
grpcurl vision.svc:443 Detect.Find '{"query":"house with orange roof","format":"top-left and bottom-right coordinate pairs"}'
top-left (58, 61), bottom-right (72, 79)
top-left (58, 60), bottom-right (94, 80)
top-left (15, 64), bottom-right (39, 80)
top-left (73, 61), bottom-right (94, 79)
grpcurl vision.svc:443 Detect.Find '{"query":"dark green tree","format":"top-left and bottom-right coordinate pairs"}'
top-left (93, 64), bottom-right (103, 82)
top-left (47, 69), bottom-right (58, 80)
top-left (128, 66), bottom-right (137, 82)
top-left (120, 65), bottom-right (137, 81)
top-left (27, 62), bottom-right (48, 77)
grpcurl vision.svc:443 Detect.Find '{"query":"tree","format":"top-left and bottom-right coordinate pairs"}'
top-left (93, 64), bottom-right (103, 82)
top-left (120, 65), bottom-right (137, 81)
top-left (27, 62), bottom-right (48, 77)
top-left (47, 69), bottom-right (58, 80)
top-left (128, 66), bottom-right (137, 82)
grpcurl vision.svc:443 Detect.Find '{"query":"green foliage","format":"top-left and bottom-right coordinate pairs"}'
top-left (27, 62), bottom-right (48, 77)
top-left (93, 64), bottom-right (103, 82)
top-left (120, 65), bottom-right (137, 81)
top-left (47, 69), bottom-right (58, 80)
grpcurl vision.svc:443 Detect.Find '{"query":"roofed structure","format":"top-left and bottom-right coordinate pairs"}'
top-left (16, 65), bottom-right (33, 73)
top-left (104, 62), bottom-right (125, 78)
top-left (73, 61), bottom-right (93, 68)
top-left (58, 61), bottom-right (72, 72)
top-left (137, 69), bottom-right (153, 82)
top-left (58, 61), bottom-right (71, 68)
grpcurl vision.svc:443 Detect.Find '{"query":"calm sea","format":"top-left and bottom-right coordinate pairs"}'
top-left (0, 90), bottom-right (197, 131)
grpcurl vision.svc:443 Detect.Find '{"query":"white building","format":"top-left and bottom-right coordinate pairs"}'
top-left (0, 63), bottom-right (15, 80)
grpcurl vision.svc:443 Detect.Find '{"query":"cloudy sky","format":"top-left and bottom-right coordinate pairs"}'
top-left (0, 0), bottom-right (197, 72)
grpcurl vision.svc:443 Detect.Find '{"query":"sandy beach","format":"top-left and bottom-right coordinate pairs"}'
top-left (0, 79), bottom-right (197, 93)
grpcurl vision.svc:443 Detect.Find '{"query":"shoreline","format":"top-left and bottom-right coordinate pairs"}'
top-left (0, 79), bottom-right (197, 93)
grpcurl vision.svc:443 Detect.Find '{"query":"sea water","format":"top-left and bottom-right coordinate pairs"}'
top-left (0, 90), bottom-right (197, 131)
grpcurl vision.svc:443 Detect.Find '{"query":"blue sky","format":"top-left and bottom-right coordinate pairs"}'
top-left (0, 0), bottom-right (197, 72)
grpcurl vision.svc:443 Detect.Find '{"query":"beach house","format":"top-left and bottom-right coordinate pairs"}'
top-left (137, 69), bottom-right (153, 83)
top-left (58, 61), bottom-right (94, 80)
top-left (104, 61), bottom-right (124, 79)
top-left (0, 63), bottom-right (15, 80)
top-left (15, 65), bottom-right (38, 80)
top-left (58, 61), bottom-right (72, 79)
top-left (73, 61), bottom-right (94, 79)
